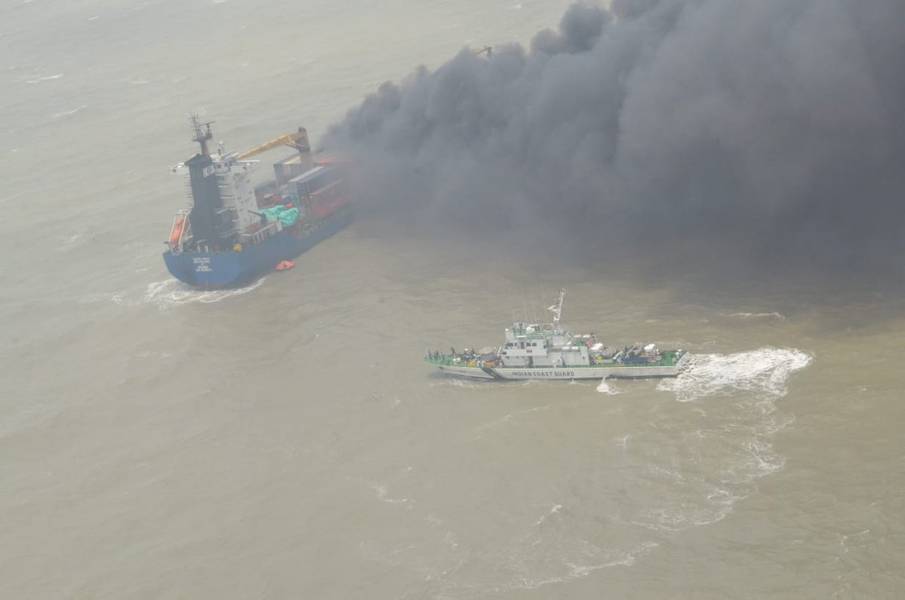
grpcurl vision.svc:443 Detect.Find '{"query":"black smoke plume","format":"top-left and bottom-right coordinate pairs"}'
top-left (324, 0), bottom-right (905, 277)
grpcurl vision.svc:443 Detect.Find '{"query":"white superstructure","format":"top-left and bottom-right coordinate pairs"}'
top-left (210, 152), bottom-right (260, 233)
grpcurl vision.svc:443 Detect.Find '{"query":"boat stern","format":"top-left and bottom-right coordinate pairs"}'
top-left (163, 249), bottom-right (252, 289)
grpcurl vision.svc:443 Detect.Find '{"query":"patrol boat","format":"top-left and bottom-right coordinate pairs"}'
top-left (425, 290), bottom-right (690, 380)
top-left (163, 116), bottom-right (352, 288)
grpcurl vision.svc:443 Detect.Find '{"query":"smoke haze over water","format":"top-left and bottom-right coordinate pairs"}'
top-left (325, 0), bottom-right (905, 278)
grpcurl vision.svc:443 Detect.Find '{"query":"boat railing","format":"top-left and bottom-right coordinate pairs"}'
top-left (425, 353), bottom-right (499, 368)
top-left (243, 221), bottom-right (281, 245)
top-left (425, 354), bottom-right (458, 366)
top-left (426, 351), bottom-right (684, 369)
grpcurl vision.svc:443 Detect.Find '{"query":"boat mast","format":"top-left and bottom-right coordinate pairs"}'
top-left (190, 113), bottom-right (213, 156)
top-left (548, 289), bottom-right (565, 326)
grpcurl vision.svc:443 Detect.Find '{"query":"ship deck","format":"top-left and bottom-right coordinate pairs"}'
top-left (425, 349), bottom-right (687, 370)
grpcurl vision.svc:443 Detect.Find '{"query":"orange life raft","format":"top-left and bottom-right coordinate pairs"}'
top-left (169, 216), bottom-right (185, 247)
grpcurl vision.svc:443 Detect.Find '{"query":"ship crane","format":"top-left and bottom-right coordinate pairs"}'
top-left (237, 127), bottom-right (311, 160)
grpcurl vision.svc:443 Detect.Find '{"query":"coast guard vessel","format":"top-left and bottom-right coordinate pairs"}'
top-left (163, 116), bottom-right (352, 288)
top-left (426, 290), bottom-right (690, 380)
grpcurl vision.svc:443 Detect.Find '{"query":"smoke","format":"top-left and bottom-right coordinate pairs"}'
top-left (324, 0), bottom-right (905, 276)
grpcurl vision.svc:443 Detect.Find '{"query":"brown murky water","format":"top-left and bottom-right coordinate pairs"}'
top-left (2, 1), bottom-right (904, 598)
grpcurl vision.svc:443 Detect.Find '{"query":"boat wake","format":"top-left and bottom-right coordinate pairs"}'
top-left (596, 378), bottom-right (620, 395)
top-left (358, 348), bottom-right (813, 596)
top-left (658, 347), bottom-right (812, 402)
top-left (143, 278), bottom-right (265, 308)
top-left (612, 347), bottom-right (814, 534)
top-left (111, 278), bottom-right (265, 309)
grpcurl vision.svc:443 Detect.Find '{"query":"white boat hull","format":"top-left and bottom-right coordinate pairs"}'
top-left (436, 353), bottom-right (690, 381)
top-left (437, 365), bottom-right (497, 380)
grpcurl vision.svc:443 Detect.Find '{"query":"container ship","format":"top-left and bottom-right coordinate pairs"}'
top-left (425, 290), bottom-right (690, 380)
top-left (163, 116), bottom-right (352, 288)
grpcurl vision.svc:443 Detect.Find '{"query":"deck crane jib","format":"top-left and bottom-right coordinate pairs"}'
top-left (238, 127), bottom-right (314, 185)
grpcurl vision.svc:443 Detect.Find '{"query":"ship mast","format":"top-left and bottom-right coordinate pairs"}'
top-left (547, 289), bottom-right (565, 326)
top-left (190, 113), bottom-right (213, 156)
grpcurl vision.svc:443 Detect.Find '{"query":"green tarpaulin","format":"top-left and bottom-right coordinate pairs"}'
top-left (261, 205), bottom-right (300, 227)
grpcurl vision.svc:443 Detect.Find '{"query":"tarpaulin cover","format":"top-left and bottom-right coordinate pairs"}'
top-left (262, 205), bottom-right (300, 226)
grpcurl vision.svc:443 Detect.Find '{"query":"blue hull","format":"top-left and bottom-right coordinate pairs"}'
top-left (163, 209), bottom-right (352, 288)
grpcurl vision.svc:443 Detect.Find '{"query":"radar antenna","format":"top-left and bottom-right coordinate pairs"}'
top-left (547, 289), bottom-right (565, 326)
top-left (190, 113), bottom-right (214, 156)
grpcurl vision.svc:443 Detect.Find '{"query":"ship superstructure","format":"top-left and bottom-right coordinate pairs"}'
top-left (163, 116), bottom-right (351, 288)
top-left (426, 290), bottom-right (689, 380)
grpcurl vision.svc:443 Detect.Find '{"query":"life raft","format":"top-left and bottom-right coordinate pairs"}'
top-left (169, 216), bottom-right (185, 248)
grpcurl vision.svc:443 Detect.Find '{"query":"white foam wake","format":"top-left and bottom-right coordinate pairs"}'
top-left (596, 378), bottom-right (620, 395)
top-left (136, 277), bottom-right (265, 308)
top-left (608, 347), bottom-right (815, 534)
top-left (657, 347), bottom-right (812, 402)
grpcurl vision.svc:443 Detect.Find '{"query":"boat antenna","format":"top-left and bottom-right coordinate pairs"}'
top-left (547, 289), bottom-right (565, 326)
top-left (190, 113), bottom-right (214, 156)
